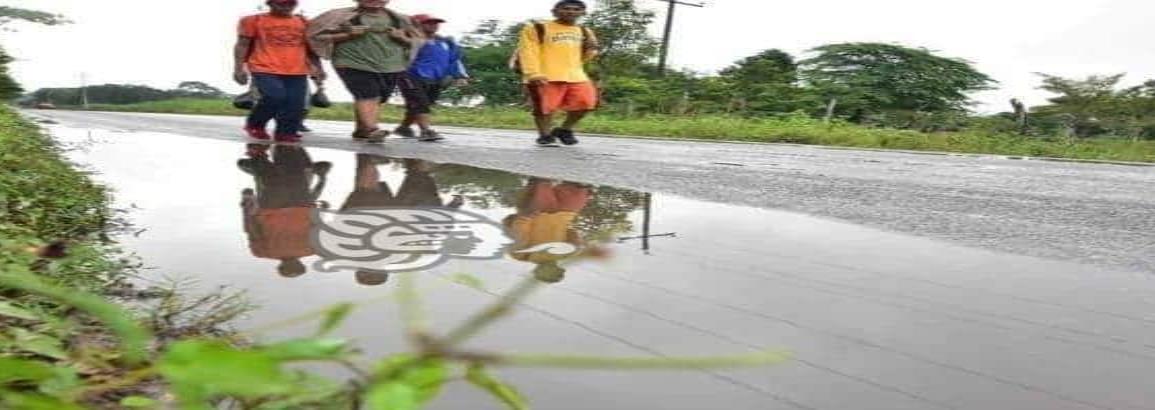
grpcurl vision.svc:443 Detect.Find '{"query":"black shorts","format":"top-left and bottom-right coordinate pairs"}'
top-left (335, 68), bottom-right (431, 115)
top-left (413, 77), bottom-right (446, 105)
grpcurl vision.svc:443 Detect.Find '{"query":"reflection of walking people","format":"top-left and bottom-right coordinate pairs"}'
top-left (239, 145), bottom-right (331, 277)
top-left (308, 0), bottom-right (437, 143)
top-left (514, 0), bottom-right (600, 147)
top-left (504, 178), bottom-right (593, 283)
top-left (393, 14), bottom-right (469, 140)
top-left (341, 155), bottom-right (460, 285)
top-left (233, 0), bottom-right (326, 143)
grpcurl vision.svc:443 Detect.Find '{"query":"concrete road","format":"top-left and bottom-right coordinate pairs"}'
top-left (26, 110), bottom-right (1155, 410)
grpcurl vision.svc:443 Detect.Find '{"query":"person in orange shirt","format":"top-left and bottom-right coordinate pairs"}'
top-left (514, 0), bottom-right (601, 147)
top-left (239, 145), bottom-right (331, 277)
top-left (233, 0), bottom-right (325, 143)
top-left (504, 178), bottom-right (596, 283)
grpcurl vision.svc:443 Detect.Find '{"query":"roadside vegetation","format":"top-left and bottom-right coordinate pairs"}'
top-left (85, 98), bottom-right (1155, 163)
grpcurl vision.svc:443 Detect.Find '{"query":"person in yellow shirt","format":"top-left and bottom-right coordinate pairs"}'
top-left (515, 0), bottom-right (600, 147)
top-left (504, 178), bottom-right (596, 283)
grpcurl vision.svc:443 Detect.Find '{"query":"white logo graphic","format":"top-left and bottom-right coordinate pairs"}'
top-left (312, 207), bottom-right (515, 274)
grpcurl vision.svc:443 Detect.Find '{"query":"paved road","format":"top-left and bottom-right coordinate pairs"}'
top-left (24, 110), bottom-right (1155, 410)
top-left (30, 110), bottom-right (1155, 273)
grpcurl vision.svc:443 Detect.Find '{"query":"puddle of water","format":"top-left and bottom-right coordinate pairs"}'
top-left (46, 127), bottom-right (1155, 410)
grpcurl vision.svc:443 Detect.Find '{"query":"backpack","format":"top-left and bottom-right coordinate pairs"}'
top-left (508, 21), bottom-right (594, 75)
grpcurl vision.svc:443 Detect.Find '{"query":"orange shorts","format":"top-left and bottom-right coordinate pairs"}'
top-left (526, 82), bottom-right (599, 116)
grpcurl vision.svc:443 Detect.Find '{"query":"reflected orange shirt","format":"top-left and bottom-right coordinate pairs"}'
top-left (248, 207), bottom-right (313, 259)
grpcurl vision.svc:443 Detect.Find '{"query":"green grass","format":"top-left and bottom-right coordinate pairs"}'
top-left (85, 98), bottom-right (1155, 163)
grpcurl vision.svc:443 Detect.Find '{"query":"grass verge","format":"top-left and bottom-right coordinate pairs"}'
top-left (83, 98), bottom-right (1155, 163)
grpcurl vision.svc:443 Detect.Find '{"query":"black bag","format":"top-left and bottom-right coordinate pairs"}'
top-left (233, 88), bottom-right (259, 110)
top-left (310, 87), bottom-right (332, 108)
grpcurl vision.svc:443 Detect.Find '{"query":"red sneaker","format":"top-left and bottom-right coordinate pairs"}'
top-left (244, 126), bottom-right (272, 140)
top-left (274, 133), bottom-right (302, 143)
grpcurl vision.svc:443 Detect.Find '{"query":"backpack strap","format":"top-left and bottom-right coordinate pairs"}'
top-left (534, 22), bottom-right (547, 44)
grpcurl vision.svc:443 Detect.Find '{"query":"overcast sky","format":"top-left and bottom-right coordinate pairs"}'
top-left (3, 0), bottom-right (1152, 112)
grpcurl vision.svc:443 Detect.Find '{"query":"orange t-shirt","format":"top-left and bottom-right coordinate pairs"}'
top-left (238, 14), bottom-right (310, 75)
top-left (248, 207), bottom-right (314, 259)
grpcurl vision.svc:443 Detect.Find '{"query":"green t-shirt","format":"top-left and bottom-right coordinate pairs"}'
top-left (332, 12), bottom-right (411, 74)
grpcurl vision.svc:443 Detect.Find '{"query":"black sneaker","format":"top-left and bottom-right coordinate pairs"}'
top-left (418, 129), bottom-right (444, 142)
top-left (393, 126), bottom-right (417, 138)
top-left (536, 134), bottom-right (560, 147)
top-left (553, 128), bottom-right (579, 146)
top-left (299, 124), bottom-right (313, 133)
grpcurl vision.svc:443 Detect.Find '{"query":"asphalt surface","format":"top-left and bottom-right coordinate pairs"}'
top-left (29, 110), bottom-right (1155, 273)
top-left (24, 110), bottom-right (1155, 410)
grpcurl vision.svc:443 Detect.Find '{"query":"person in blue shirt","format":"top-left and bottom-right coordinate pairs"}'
top-left (393, 14), bottom-right (470, 140)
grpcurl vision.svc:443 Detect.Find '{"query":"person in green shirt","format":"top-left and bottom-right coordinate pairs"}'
top-left (309, 0), bottom-right (442, 142)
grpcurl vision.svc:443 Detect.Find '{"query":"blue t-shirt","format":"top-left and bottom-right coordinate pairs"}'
top-left (409, 37), bottom-right (469, 82)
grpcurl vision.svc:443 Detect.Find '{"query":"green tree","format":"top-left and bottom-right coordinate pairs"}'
top-left (800, 43), bottom-right (995, 120)
top-left (173, 81), bottom-right (226, 99)
top-left (0, 6), bottom-right (69, 100)
top-left (0, 6), bottom-right (70, 27)
top-left (452, 21), bottom-right (523, 106)
top-left (583, 0), bottom-right (661, 82)
top-left (0, 47), bottom-right (19, 100)
top-left (717, 49), bottom-right (807, 114)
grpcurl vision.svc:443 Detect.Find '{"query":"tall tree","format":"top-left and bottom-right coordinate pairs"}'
top-left (583, 0), bottom-right (661, 81)
top-left (0, 6), bottom-right (70, 27)
top-left (800, 43), bottom-right (995, 118)
top-left (0, 6), bottom-right (69, 100)
top-left (717, 49), bottom-right (804, 114)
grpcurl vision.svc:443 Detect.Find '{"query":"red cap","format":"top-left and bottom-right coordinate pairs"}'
top-left (412, 14), bottom-right (446, 24)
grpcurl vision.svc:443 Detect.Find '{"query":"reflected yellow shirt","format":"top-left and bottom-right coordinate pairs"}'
top-left (510, 212), bottom-right (578, 263)
top-left (516, 21), bottom-right (596, 83)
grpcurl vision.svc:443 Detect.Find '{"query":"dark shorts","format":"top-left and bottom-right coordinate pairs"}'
top-left (413, 77), bottom-right (446, 105)
top-left (335, 68), bottom-right (431, 115)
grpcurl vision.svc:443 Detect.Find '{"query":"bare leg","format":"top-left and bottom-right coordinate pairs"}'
top-left (534, 114), bottom-right (554, 137)
top-left (560, 110), bottom-right (589, 130)
top-left (399, 113), bottom-right (416, 130)
top-left (353, 99), bottom-right (380, 137)
top-left (413, 113), bottom-right (433, 131)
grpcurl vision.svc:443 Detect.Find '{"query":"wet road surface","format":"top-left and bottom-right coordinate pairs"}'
top-left (25, 111), bottom-right (1155, 410)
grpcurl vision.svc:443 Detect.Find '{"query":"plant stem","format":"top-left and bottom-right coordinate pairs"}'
top-left (442, 277), bottom-right (541, 346)
top-left (497, 349), bottom-right (792, 370)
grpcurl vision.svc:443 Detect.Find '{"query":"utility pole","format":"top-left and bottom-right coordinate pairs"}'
top-left (655, 0), bottom-right (704, 76)
top-left (618, 193), bottom-right (677, 255)
top-left (79, 72), bottom-right (89, 109)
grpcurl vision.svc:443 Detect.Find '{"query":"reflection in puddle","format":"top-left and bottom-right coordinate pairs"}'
top-left (52, 128), bottom-right (1155, 410)
top-left (235, 143), bottom-right (649, 286)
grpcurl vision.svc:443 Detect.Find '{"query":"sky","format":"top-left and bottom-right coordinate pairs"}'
top-left (3, 0), bottom-right (1153, 113)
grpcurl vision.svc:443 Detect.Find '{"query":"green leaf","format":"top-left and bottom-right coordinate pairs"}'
top-left (465, 364), bottom-right (528, 410)
top-left (37, 366), bottom-right (80, 397)
top-left (0, 301), bottom-right (38, 321)
top-left (158, 340), bottom-right (296, 402)
top-left (374, 355), bottom-right (448, 404)
top-left (119, 396), bottom-right (158, 408)
top-left (366, 382), bottom-right (418, 410)
top-left (316, 303), bottom-right (354, 337)
top-left (261, 338), bottom-right (351, 362)
top-left (10, 328), bottom-right (68, 360)
top-left (0, 271), bottom-right (151, 363)
top-left (0, 357), bottom-right (55, 385)
top-left (0, 392), bottom-right (83, 410)
top-left (449, 273), bottom-right (486, 291)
